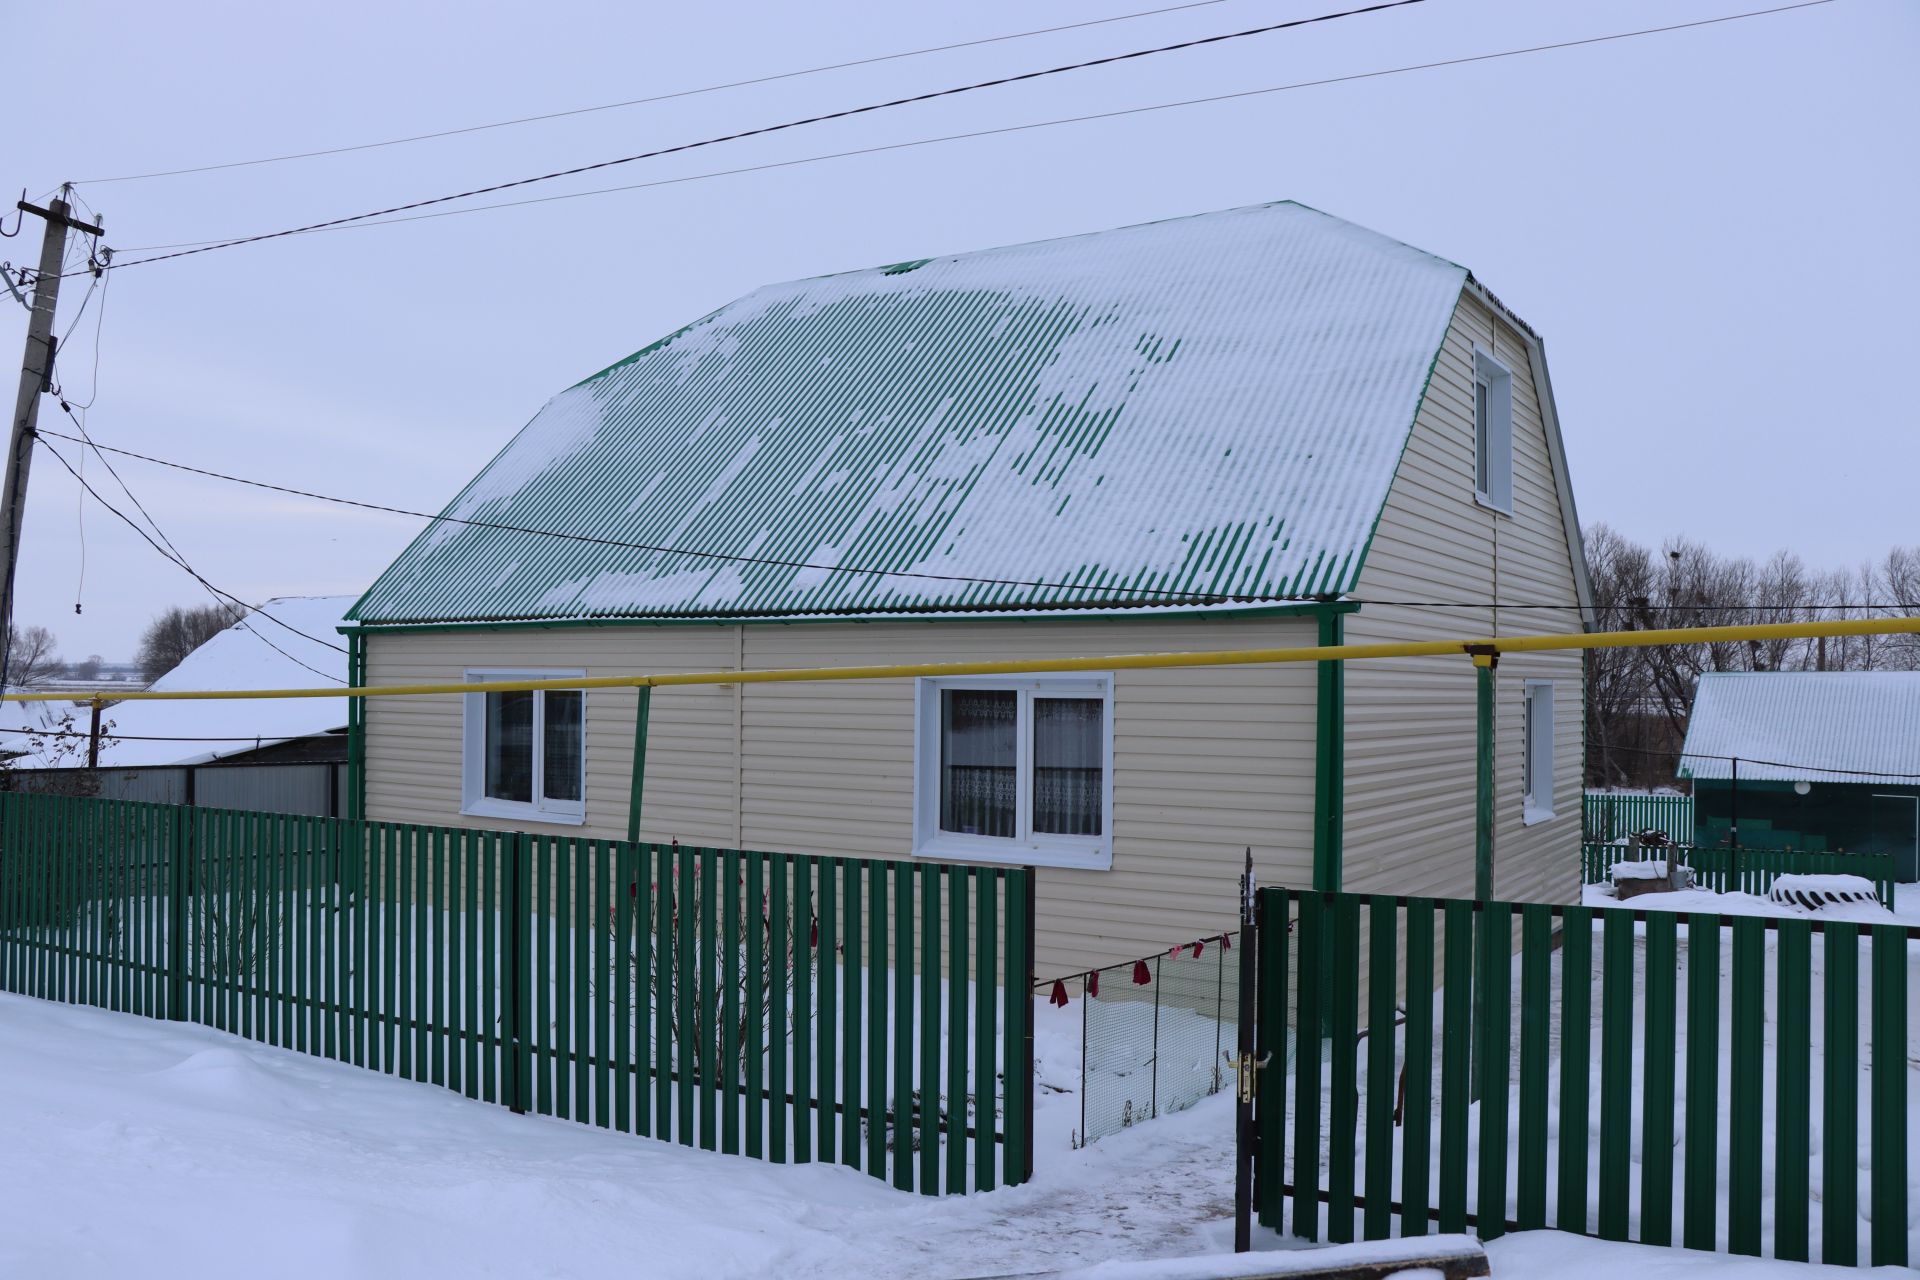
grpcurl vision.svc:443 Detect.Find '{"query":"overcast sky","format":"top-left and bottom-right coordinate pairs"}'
top-left (7, 0), bottom-right (1915, 660)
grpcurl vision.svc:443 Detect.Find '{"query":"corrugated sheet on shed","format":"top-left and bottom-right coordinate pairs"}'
top-left (1680, 671), bottom-right (1920, 784)
top-left (350, 201), bottom-right (1467, 625)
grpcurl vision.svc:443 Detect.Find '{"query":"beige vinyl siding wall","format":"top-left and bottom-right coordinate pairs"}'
top-left (364, 613), bottom-right (1319, 977)
top-left (1342, 291), bottom-right (1584, 904)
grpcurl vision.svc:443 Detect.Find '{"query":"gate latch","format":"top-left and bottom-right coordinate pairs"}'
top-left (1224, 1050), bottom-right (1271, 1103)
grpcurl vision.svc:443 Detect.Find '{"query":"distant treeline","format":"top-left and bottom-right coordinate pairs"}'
top-left (1583, 526), bottom-right (1918, 789)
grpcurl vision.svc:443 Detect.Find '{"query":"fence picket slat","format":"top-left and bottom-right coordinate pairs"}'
top-left (535, 836), bottom-right (552, 1114)
top-left (868, 858), bottom-right (888, 1181)
top-left (635, 842), bottom-right (654, 1137)
top-left (1640, 911), bottom-right (1678, 1247)
top-left (1399, 899), bottom-right (1435, 1238)
top-left (1291, 892), bottom-right (1324, 1240)
top-left (891, 857), bottom-right (913, 1192)
top-left (794, 856), bottom-right (813, 1164)
top-left (1598, 909), bottom-right (1635, 1241)
top-left (1326, 894), bottom-right (1359, 1243)
top-left (770, 851), bottom-right (790, 1162)
top-left (722, 848), bottom-right (741, 1155)
top-left (841, 858), bottom-right (863, 1174)
top-left (1254, 890), bottom-right (1289, 1233)
top-left (1870, 925), bottom-right (1908, 1269)
top-left (745, 848), bottom-right (763, 1159)
top-left (1556, 906), bottom-right (1592, 1235)
top-left (656, 843), bottom-right (675, 1141)
top-left (1728, 916), bottom-right (1765, 1256)
top-left (1476, 901), bottom-right (1513, 1241)
top-left (1516, 904), bottom-right (1553, 1232)
top-left (820, 858), bottom-right (840, 1168)
top-left (699, 847), bottom-right (718, 1151)
top-left (598, 841), bottom-right (616, 1130)
top-left (1437, 900), bottom-right (1473, 1237)
top-left (678, 842), bottom-right (698, 1146)
top-left (1683, 913), bottom-right (1721, 1253)
top-left (1773, 918), bottom-right (1810, 1262)
top-left (917, 862), bottom-right (939, 1193)
top-left (942, 864), bottom-right (963, 1195)
top-left (971, 868), bottom-right (994, 1192)
top-left (1363, 896), bottom-right (1396, 1242)
top-left (614, 844), bottom-right (629, 1136)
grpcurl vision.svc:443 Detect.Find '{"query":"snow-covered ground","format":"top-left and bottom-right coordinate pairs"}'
top-left (3, 986), bottom-right (1912, 1277)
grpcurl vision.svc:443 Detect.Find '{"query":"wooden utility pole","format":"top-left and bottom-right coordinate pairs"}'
top-left (1, 192), bottom-right (104, 691)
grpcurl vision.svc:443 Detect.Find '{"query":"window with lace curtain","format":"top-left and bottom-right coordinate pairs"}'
top-left (914, 674), bottom-right (1113, 869)
top-left (461, 670), bottom-right (586, 824)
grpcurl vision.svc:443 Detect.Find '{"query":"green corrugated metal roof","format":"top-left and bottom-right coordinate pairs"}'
top-left (351, 200), bottom-right (1468, 625)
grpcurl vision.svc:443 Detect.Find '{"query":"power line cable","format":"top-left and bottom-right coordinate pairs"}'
top-left (1602, 739), bottom-right (1920, 782)
top-left (37, 426), bottom-right (1919, 616)
top-left (74, 0), bottom-right (1264, 185)
top-left (32, 437), bottom-right (350, 673)
top-left (52, 403), bottom-right (344, 685)
top-left (106, 0), bottom-right (1837, 258)
top-left (78, 0), bottom-right (1430, 275)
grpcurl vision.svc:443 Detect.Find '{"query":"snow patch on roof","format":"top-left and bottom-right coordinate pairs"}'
top-left (352, 201), bottom-right (1468, 624)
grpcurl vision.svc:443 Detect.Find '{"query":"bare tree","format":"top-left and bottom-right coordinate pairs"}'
top-left (4, 625), bottom-right (62, 689)
top-left (1584, 530), bottom-right (1920, 787)
top-left (69, 654), bottom-right (104, 681)
top-left (136, 604), bottom-right (239, 683)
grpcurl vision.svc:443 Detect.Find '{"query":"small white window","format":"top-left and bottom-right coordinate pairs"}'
top-left (914, 674), bottom-right (1113, 870)
top-left (1474, 348), bottom-right (1514, 514)
top-left (462, 670), bottom-right (586, 824)
top-left (1522, 680), bottom-right (1555, 824)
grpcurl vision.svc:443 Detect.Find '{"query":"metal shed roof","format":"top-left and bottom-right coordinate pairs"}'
top-left (350, 200), bottom-right (1469, 625)
top-left (1679, 672), bottom-right (1920, 785)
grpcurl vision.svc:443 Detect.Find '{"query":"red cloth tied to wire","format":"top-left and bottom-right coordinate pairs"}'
top-left (1048, 979), bottom-right (1069, 1007)
top-left (1086, 969), bottom-right (1100, 999)
top-left (1132, 959), bottom-right (1151, 985)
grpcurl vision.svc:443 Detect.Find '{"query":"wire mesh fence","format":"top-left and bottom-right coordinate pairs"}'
top-left (1052, 931), bottom-right (1242, 1145)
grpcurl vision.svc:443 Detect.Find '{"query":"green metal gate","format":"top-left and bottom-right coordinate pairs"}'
top-left (0, 791), bottom-right (1034, 1194)
top-left (1250, 886), bottom-right (1914, 1267)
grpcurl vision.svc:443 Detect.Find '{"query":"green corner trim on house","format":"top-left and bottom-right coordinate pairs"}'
top-left (1313, 604), bottom-right (1350, 893)
top-left (627, 686), bottom-right (652, 844)
top-left (346, 629), bottom-right (366, 822)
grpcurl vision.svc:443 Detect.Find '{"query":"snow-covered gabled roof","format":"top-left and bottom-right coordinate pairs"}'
top-left (351, 201), bottom-right (1470, 625)
top-left (6, 596), bottom-right (355, 768)
top-left (1679, 672), bottom-right (1920, 785)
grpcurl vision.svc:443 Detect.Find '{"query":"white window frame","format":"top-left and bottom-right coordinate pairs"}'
top-left (912, 673), bottom-right (1114, 871)
top-left (1474, 346), bottom-right (1514, 515)
top-left (1522, 679), bottom-right (1555, 825)
top-left (461, 669), bottom-right (587, 825)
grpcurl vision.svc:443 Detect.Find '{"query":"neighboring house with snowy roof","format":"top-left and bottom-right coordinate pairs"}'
top-left (5, 596), bottom-right (355, 771)
top-left (347, 201), bottom-right (1591, 974)
top-left (1681, 672), bottom-right (1920, 880)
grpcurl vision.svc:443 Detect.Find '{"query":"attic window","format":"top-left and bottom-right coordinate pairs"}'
top-left (1474, 348), bottom-right (1514, 514)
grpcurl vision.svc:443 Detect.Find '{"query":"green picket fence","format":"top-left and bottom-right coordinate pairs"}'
top-left (1583, 792), bottom-right (1695, 844)
top-left (1582, 841), bottom-right (1899, 907)
top-left (0, 792), bottom-right (1035, 1194)
top-left (1253, 887), bottom-right (1916, 1268)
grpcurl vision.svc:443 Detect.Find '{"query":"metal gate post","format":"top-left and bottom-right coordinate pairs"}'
top-left (1233, 847), bottom-right (1260, 1252)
